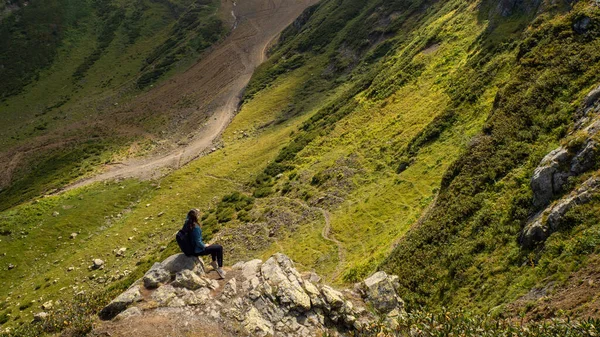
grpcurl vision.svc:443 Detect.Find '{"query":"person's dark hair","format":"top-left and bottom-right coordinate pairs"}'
top-left (185, 209), bottom-right (199, 231)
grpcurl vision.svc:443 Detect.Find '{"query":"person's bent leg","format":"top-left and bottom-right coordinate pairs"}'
top-left (204, 244), bottom-right (223, 267)
top-left (215, 244), bottom-right (223, 267)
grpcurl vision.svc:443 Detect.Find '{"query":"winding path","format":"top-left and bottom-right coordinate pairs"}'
top-left (275, 196), bottom-right (347, 280)
top-left (63, 0), bottom-right (318, 192)
top-left (317, 207), bottom-right (346, 280)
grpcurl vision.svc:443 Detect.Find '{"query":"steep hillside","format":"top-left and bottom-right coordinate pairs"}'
top-left (1, 0), bottom-right (600, 335)
top-left (0, 0), bottom-right (227, 210)
top-left (208, 0), bottom-right (600, 319)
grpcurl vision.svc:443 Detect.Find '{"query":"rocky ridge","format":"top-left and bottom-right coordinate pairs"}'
top-left (522, 85), bottom-right (600, 248)
top-left (92, 253), bottom-right (405, 336)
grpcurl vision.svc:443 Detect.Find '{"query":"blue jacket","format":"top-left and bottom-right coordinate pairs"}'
top-left (191, 224), bottom-right (206, 254)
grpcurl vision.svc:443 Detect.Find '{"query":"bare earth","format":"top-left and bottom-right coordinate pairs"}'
top-left (57, 0), bottom-right (318, 192)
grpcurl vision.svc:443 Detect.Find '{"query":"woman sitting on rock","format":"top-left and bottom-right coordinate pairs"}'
top-left (185, 209), bottom-right (226, 279)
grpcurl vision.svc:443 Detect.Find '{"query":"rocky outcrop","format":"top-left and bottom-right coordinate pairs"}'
top-left (531, 85), bottom-right (600, 208)
top-left (530, 141), bottom-right (600, 208)
top-left (521, 177), bottom-right (600, 248)
top-left (358, 271), bottom-right (404, 314)
top-left (574, 85), bottom-right (600, 129)
top-left (97, 253), bottom-right (406, 336)
top-left (524, 85), bottom-right (600, 248)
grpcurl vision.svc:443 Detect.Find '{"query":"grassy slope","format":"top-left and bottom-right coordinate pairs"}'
top-left (0, 0), bottom-right (225, 211)
top-left (215, 0), bottom-right (510, 284)
top-left (380, 0), bottom-right (600, 315)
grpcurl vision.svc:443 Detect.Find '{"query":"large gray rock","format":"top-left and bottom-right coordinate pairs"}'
top-left (261, 253), bottom-right (311, 312)
top-left (531, 140), bottom-right (599, 209)
top-left (179, 287), bottom-right (211, 306)
top-left (113, 306), bottom-right (142, 321)
top-left (360, 271), bottom-right (404, 315)
top-left (161, 254), bottom-right (205, 275)
top-left (171, 269), bottom-right (208, 290)
top-left (320, 285), bottom-right (344, 309)
top-left (531, 85), bottom-right (600, 209)
top-left (574, 85), bottom-right (600, 129)
top-left (531, 148), bottom-right (569, 208)
top-left (241, 259), bottom-right (263, 280)
top-left (99, 284), bottom-right (142, 320)
top-left (570, 140), bottom-right (598, 174)
top-left (92, 259), bottom-right (104, 270)
top-left (302, 279), bottom-right (323, 308)
top-left (521, 177), bottom-right (600, 248)
top-left (584, 85), bottom-right (600, 110)
top-left (222, 277), bottom-right (237, 297)
top-left (143, 263), bottom-right (171, 289)
top-left (98, 253), bottom-right (403, 335)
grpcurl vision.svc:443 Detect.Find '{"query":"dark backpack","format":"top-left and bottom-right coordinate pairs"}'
top-left (176, 226), bottom-right (194, 256)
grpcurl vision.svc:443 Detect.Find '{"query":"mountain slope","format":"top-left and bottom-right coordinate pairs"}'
top-left (1, 0), bottom-right (600, 334)
top-left (0, 0), bottom-right (227, 210)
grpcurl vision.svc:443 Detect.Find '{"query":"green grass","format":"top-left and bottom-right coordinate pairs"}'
top-left (0, 0), bottom-right (226, 211)
top-left (382, 0), bottom-right (600, 313)
top-left (0, 179), bottom-right (154, 327)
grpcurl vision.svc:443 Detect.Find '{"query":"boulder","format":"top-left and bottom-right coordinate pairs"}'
top-left (531, 148), bottom-right (568, 208)
top-left (574, 85), bottom-right (600, 129)
top-left (161, 254), bottom-right (205, 275)
top-left (116, 247), bottom-right (127, 257)
top-left (521, 177), bottom-right (600, 248)
top-left (180, 287), bottom-right (211, 306)
top-left (97, 253), bottom-right (402, 335)
top-left (143, 263), bottom-right (171, 289)
top-left (302, 279), bottom-right (323, 308)
top-left (41, 300), bottom-right (53, 310)
top-left (361, 271), bottom-right (405, 315)
top-left (223, 278), bottom-right (237, 297)
top-left (113, 306), bottom-right (142, 321)
top-left (261, 254), bottom-right (311, 312)
top-left (573, 16), bottom-right (591, 35)
top-left (321, 285), bottom-right (344, 310)
top-left (99, 284), bottom-right (142, 320)
top-left (92, 259), bottom-right (104, 270)
top-left (571, 140), bottom-right (598, 174)
top-left (33, 312), bottom-right (49, 322)
top-left (584, 85), bottom-right (600, 110)
top-left (171, 269), bottom-right (207, 290)
top-left (241, 259), bottom-right (263, 280)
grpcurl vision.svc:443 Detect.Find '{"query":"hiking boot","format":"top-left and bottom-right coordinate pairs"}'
top-left (210, 260), bottom-right (218, 271)
top-left (216, 267), bottom-right (226, 279)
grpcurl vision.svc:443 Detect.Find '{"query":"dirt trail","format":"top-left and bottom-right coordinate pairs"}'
top-left (64, 0), bottom-right (317, 192)
top-left (318, 207), bottom-right (346, 280)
